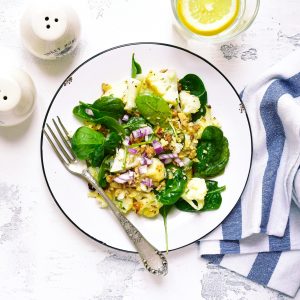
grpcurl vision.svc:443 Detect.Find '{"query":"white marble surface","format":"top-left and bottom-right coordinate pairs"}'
top-left (1, 0), bottom-right (299, 299)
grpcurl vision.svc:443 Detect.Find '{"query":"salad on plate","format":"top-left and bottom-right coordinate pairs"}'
top-left (70, 54), bottom-right (230, 247)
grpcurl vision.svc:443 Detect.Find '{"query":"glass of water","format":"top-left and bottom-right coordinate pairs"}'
top-left (171, 0), bottom-right (260, 43)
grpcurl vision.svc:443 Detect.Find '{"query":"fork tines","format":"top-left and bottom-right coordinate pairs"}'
top-left (43, 116), bottom-right (75, 166)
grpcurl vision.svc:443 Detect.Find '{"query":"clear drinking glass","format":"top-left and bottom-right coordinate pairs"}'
top-left (171, 0), bottom-right (260, 43)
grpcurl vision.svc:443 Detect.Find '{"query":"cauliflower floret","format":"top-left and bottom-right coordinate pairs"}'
top-left (125, 79), bottom-right (141, 110)
top-left (132, 193), bottom-right (162, 217)
top-left (103, 78), bottom-right (141, 111)
top-left (110, 148), bottom-right (139, 173)
top-left (145, 70), bottom-right (178, 105)
top-left (120, 197), bottom-right (133, 212)
top-left (181, 178), bottom-right (207, 210)
top-left (179, 91), bottom-right (200, 114)
top-left (145, 158), bottom-right (166, 182)
top-left (135, 73), bottom-right (145, 81)
top-left (114, 197), bottom-right (133, 214)
top-left (103, 81), bottom-right (127, 99)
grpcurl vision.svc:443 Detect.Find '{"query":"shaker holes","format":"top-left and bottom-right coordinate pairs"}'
top-left (45, 17), bottom-right (59, 29)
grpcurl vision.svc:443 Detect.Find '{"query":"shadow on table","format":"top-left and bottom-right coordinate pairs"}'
top-left (33, 52), bottom-right (78, 77)
top-left (0, 112), bottom-right (34, 141)
top-left (21, 41), bottom-right (82, 77)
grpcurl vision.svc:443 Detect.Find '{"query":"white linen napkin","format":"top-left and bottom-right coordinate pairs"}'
top-left (199, 50), bottom-right (300, 297)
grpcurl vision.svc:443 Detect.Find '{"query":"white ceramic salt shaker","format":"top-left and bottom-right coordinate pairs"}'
top-left (0, 68), bottom-right (36, 127)
top-left (20, 1), bottom-right (81, 60)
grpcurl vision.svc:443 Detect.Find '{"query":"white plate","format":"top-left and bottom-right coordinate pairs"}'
top-left (41, 43), bottom-right (252, 252)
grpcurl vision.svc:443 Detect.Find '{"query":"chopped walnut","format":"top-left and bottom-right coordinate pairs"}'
top-left (164, 133), bottom-right (172, 143)
top-left (140, 145), bottom-right (146, 154)
top-left (156, 181), bottom-right (166, 191)
top-left (178, 112), bottom-right (189, 127)
top-left (98, 126), bottom-right (108, 135)
top-left (135, 111), bottom-right (141, 117)
top-left (178, 82), bottom-right (182, 92)
top-left (133, 200), bottom-right (141, 214)
top-left (188, 149), bottom-right (197, 159)
top-left (155, 127), bottom-right (164, 138)
top-left (145, 145), bottom-right (155, 157)
top-left (172, 110), bottom-right (178, 117)
top-left (193, 124), bottom-right (200, 131)
top-left (163, 144), bottom-right (171, 152)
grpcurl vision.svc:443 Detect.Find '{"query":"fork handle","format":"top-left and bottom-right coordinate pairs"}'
top-left (82, 170), bottom-right (168, 276)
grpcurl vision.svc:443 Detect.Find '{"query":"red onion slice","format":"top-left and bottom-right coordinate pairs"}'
top-left (131, 126), bottom-right (153, 140)
top-left (158, 153), bottom-right (178, 160)
top-left (128, 148), bottom-right (138, 154)
top-left (138, 165), bottom-right (148, 174)
top-left (174, 157), bottom-right (184, 167)
top-left (85, 108), bottom-right (94, 116)
top-left (152, 140), bottom-right (164, 154)
top-left (123, 136), bottom-right (130, 146)
top-left (122, 114), bottom-right (129, 122)
top-left (162, 158), bottom-right (172, 164)
top-left (113, 171), bottom-right (135, 184)
top-left (141, 178), bottom-right (153, 187)
top-left (140, 156), bottom-right (153, 166)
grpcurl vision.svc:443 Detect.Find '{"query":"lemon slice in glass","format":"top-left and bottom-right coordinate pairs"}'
top-left (177, 0), bottom-right (240, 36)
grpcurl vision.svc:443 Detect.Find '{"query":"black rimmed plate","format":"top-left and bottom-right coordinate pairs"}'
top-left (41, 42), bottom-right (252, 252)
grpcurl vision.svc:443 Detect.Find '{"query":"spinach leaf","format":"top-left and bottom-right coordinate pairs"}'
top-left (71, 126), bottom-right (105, 166)
top-left (136, 93), bottom-right (171, 127)
top-left (89, 144), bottom-right (105, 166)
top-left (193, 126), bottom-right (230, 178)
top-left (73, 103), bottom-right (125, 136)
top-left (98, 156), bottom-right (112, 188)
top-left (104, 132), bottom-right (122, 154)
top-left (92, 96), bottom-right (125, 119)
top-left (198, 137), bottom-right (229, 177)
top-left (202, 180), bottom-right (225, 211)
top-left (71, 127), bottom-right (121, 167)
top-left (157, 165), bottom-right (187, 205)
top-left (175, 200), bottom-right (197, 212)
top-left (73, 102), bottom-right (116, 122)
top-left (159, 205), bottom-right (173, 253)
top-left (160, 205), bottom-right (173, 220)
top-left (179, 74), bottom-right (207, 120)
top-left (73, 96), bottom-right (125, 122)
top-left (123, 116), bottom-right (148, 132)
top-left (96, 116), bottom-right (125, 137)
top-left (197, 126), bottom-right (224, 163)
top-left (131, 53), bottom-right (142, 78)
top-left (175, 180), bottom-right (225, 212)
top-left (179, 74), bottom-right (205, 92)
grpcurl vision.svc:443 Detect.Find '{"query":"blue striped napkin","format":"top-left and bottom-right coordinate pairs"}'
top-left (199, 50), bottom-right (300, 297)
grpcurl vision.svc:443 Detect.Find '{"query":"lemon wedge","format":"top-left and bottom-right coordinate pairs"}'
top-left (177, 0), bottom-right (240, 36)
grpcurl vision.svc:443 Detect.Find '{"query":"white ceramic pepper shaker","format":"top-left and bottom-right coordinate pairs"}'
top-left (20, 1), bottom-right (81, 60)
top-left (0, 68), bottom-right (36, 127)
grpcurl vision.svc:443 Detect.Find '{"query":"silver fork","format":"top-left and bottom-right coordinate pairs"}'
top-left (43, 116), bottom-right (168, 276)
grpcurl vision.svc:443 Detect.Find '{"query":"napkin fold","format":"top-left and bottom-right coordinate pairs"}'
top-left (199, 50), bottom-right (300, 297)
